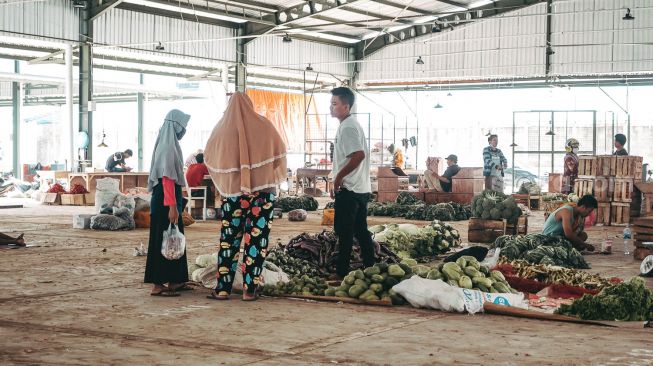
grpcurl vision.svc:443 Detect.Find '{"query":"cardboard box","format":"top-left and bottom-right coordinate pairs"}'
top-left (84, 193), bottom-right (95, 206)
top-left (41, 193), bottom-right (61, 205)
top-left (61, 194), bottom-right (85, 206)
top-left (73, 214), bottom-right (94, 229)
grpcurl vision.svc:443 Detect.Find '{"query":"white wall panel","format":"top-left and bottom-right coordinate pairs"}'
top-left (247, 36), bottom-right (349, 77)
top-left (0, 0), bottom-right (79, 41)
top-left (94, 9), bottom-right (237, 62)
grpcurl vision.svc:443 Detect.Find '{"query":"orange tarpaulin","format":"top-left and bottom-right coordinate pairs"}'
top-left (246, 89), bottom-right (322, 152)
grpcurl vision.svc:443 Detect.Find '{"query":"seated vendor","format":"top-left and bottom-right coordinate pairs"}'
top-left (542, 194), bottom-right (597, 252)
top-left (423, 154), bottom-right (460, 192)
top-left (105, 149), bottom-right (133, 172)
top-left (185, 153), bottom-right (209, 196)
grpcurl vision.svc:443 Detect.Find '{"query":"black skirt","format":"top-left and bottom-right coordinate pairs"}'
top-left (144, 180), bottom-right (189, 284)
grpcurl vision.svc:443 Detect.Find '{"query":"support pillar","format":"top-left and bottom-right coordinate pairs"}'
top-left (64, 44), bottom-right (74, 171)
top-left (79, 4), bottom-right (94, 163)
top-left (12, 61), bottom-right (21, 178)
top-left (235, 27), bottom-right (247, 92)
top-left (137, 73), bottom-right (144, 171)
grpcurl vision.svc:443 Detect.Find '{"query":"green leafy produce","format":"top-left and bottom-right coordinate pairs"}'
top-left (371, 220), bottom-right (462, 261)
top-left (518, 182), bottom-right (541, 195)
top-left (396, 191), bottom-right (421, 205)
top-left (556, 277), bottom-right (653, 321)
top-left (388, 264), bottom-right (406, 278)
top-left (325, 263), bottom-right (409, 303)
top-left (276, 195), bottom-right (319, 212)
top-left (367, 200), bottom-right (472, 222)
top-left (261, 275), bottom-right (329, 297)
top-left (471, 190), bottom-right (522, 224)
top-left (492, 234), bottom-right (589, 269)
top-left (265, 249), bottom-right (323, 278)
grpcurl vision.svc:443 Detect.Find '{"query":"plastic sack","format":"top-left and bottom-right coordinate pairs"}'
top-left (96, 177), bottom-right (120, 191)
top-left (95, 178), bottom-right (120, 214)
top-left (392, 276), bottom-right (527, 314)
top-left (288, 209), bottom-right (308, 222)
top-left (113, 194), bottom-right (136, 216)
top-left (161, 224), bottom-right (186, 260)
top-left (641, 255), bottom-right (653, 277)
top-left (321, 208), bottom-right (335, 226)
top-left (480, 248), bottom-right (501, 269)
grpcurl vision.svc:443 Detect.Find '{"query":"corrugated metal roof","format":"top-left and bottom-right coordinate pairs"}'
top-left (0, 0), bottom-right (79, 41)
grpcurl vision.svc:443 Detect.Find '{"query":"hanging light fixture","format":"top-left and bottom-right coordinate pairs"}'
top-left (415, 56), bottom-right (424, 65)
top-left (98, 130), bottom-right (108, 148)
top-left (431, 23), bottom-right (441, 33)
top-left (623, 8), bottom-right (635, 20)
top-left (155, 41), bottom-right (165, 51)
top-left (282, 33), bottom-right (292, 43)
top-left (433, 102), bottom-right (443, 109)
top-left (510, 142), bottom-right (518, 147)
top-left (305, 63), bottom-right (314, 71)
top-left (485, 130), bottom-right (492, 136)
top-left (545, 130), bottom-right (556, 136)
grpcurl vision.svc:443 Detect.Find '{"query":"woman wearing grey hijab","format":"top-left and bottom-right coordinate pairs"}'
top-left (144, 109), bottom-right (191, 296)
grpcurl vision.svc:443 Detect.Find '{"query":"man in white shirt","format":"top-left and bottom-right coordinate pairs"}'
top-left (329, 87), bottom-right (376, 280)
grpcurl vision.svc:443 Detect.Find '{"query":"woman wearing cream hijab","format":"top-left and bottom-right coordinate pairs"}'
top-left (204, 92), bottom-right (287, 301)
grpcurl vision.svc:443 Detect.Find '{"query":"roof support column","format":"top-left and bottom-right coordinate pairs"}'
top-left (235, 26), bottom-right (247, 92)
top-left (64, 44), bottom-right (74, 172)
top-left (79, 3), bottom-right (94, 163)
top-left (137, 73), bottom-right (144, 172)
top-left (12, 61), bottom-right (21, 179)
top-left (545, 0), bottom-right (553, 80)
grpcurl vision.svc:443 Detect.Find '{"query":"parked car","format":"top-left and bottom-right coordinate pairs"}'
top-left (503, 167), bottom-right (538, 192)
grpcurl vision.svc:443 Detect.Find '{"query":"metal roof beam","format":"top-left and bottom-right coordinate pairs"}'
top-left (434, 0), bottom-right (469, 10)
top-left (338, 6), bottom-right (413, 24)
top-left (90, 0), bottom-right (125, 21)
top-left (371, 0), bottom-right (431, 15)
top-left (355, 0), bottom-right (546, 58)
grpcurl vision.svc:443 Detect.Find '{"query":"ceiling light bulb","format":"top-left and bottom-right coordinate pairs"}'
top-left (416, 56), bottom-right (424, 65)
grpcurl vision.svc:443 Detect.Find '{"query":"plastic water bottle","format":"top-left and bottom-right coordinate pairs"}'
top-left (623, 224), bottom-right (632, 255)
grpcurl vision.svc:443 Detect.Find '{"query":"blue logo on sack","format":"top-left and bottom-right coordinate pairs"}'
top-left (493, 296), bottom-right (511, 306)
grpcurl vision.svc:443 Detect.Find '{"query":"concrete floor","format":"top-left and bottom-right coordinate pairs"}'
top-left (1, 198), bottom-right (652, 366)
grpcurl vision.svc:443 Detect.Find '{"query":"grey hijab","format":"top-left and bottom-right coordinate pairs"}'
top-left (147, 109), bottom-right (191, 192)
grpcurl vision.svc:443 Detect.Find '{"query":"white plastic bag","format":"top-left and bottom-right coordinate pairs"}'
top-left (481, 248), bottom-right (501, 269)
top-left (95, 177), bottom-right (120, 214)
top-left (161, 224), bottom-right (186, 260)
top-left (392, 276), bottom-right (527, 314)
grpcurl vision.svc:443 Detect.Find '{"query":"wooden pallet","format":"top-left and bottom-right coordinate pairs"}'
top-left (596, 202), bottom-right (611, 226)
top-left (593, 177), bottom-right (613, 202)
top-left (596, 155), bottom-right (617, 176)
top-left (610, 202), bottom-right (631, 225)
top-left (573, 178), bottom-right (594, 197)
top-left (577, 156), bottom-right (597, 176)
top-left (616, 156), bottom-right (643, 179)
top-left (612, 178), bottom-right (634, 203)
top-left (468, 218), bottom-right (507, 243)
top-left (506, 216), bottom-right (528, 235)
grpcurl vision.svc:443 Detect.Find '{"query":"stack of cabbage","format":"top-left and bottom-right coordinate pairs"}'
top-left (261, 274), bottom-right (328, 297)
top-left (265, 248), bottom-right (323, 278)
top-left (471, 190), bottom-right (522, 224)
top-left (276, 195), bottom-right (319, 212)
top-left (492, 234), bottom-right (589, 269)
top-left (188, 253), bottom-right (218, 281)
top-left (324, 262), bottom-right (410, 304)
top-left (422, 256), bottom-right (520, 294)
top-left (370, 220), bottom-right (461, 260)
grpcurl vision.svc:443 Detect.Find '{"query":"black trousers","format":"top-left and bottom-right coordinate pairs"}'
top-left (334, 188), bottom-right (376, 277)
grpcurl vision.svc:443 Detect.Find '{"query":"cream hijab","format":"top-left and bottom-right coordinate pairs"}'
top-left (204, 93), bottom-right (287, 197)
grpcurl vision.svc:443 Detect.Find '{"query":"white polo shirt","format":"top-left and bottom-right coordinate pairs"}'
top-left (332, 115), bottom-right (371, 194)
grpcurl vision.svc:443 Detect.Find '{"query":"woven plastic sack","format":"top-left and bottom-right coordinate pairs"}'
top-left (288, 209), bottom-right (308, 222)
top-left (161, 224), bottom-right (186, 260)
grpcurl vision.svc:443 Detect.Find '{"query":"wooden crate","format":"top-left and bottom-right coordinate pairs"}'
top-left (468, 218), bottom-right (507, 243)
top-left (573, 178), bottom-right (594, 197)
top-left (577, 156), bottom-right (598, 176)
top-left (596, 202), bottom-right (611, 226)
top-left (635, 182), bottom-right (653, 217)
top-left (61, 194), bottom-right (85, 206)
top-left (424, 192), bottom-right (474, 205)
top-left (40, 193), bottom-right (61, 205)
top-left (633, 217), bottom-right (653, 260)
top-left (548, 173), bottom-right (562, 193)
top-left (616, 156), bottom-right (643, 179)
top-left (613, 178), bottom-right (634, 202)
top-left (610, 202), bottom-right (631, 225)
top-left (593, 177), bottom-right (613, 202)
top-left (376, 191), bottom-right (399, 203)
top-left (452, 178), bottom-right (485, 194)
top-left (596, 155), bottom-right (617, 176)
top-left (506, 216), bottom-right (528, 235)
top-left (454, 167), bottom-right (484, 179)
top-left (377, 177), bottom-right (399, 192)
top-left (84, 193), bottom-right (95, 206)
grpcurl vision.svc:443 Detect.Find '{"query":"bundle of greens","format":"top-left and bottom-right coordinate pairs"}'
top-left (556, 277), bottom-right (653, 321)
top-left (276, 195), bottom-right (319, 212)
top-left (368, 201), bottom-right (471, 221)
top-left (518, 182), bottom-right (541, 195)
top-left (396, 191), bottom-right (421, 205)
top-left (492, 234), bottom-right (589, 269)
top-left (265, 249), bottom-right (323, 278)
top-left (471, 190), bottom-right (522, 224)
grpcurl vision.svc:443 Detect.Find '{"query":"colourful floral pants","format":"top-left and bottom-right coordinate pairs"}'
top-left (215, 192), bottom-right (275, 295)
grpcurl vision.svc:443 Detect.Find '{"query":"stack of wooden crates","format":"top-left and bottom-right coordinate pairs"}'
top-left (574, 155), bottom-right (643, 226)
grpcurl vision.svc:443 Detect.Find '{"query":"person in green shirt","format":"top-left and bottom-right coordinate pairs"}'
top-left (542, 195), bottom-right (597, 251)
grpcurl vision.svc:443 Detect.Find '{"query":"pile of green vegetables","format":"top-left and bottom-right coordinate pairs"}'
top-left (556, 277), bottom-right (653, 321)
top-left (325, 262), bottom-right (410, 304)
top-left (492, 234), bottom-right (589, 269)
top-left (261, 274), bottom-right (329, 297)
top-left (471, 190), bottom-right (522, 223)
top-left (265, 248), bottom-right (323, 278)
top-left (276, 195), bottom-right (319, 212)
top-left (370, 220), bottom-right (462, 261)
top-left (324, 201), bottom-right (335, 209)
top-left (368, 201), bottom-right (472, 221)
top-left (542, 193), bottom-right (579, 203)
top-left (413, 256), bottom-right (519, 294)
top-left (518, 182), bottom-right (541, 195)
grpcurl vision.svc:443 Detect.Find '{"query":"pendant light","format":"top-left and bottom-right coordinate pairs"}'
top-left (98, 129), bottom-right (108, 148)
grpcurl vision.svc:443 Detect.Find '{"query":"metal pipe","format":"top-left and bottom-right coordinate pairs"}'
top-left (137, 73), bottom-right (144, 171)
top-left (11, 60), bottom-right (20, 178)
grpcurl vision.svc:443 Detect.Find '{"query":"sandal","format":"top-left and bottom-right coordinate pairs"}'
top-left (150, 290), bottom-right (180, 297)
top-left (207, 290), bottom-right (230, 300)
top-left (169, 284), bottom-right (193, 292)
top-left (242, 291), bottom-right (259, 302)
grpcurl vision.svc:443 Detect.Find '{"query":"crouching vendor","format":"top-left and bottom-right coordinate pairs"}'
top-left (542, 194), bottom-right (597, 252)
